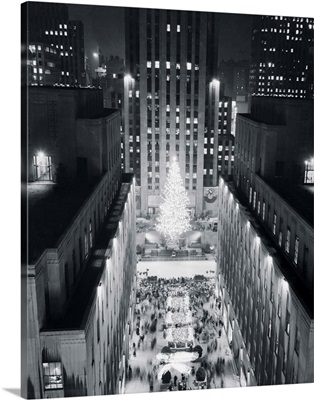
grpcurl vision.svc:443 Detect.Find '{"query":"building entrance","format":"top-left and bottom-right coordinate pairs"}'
top-left (33, 153), bottom-right (52, 181)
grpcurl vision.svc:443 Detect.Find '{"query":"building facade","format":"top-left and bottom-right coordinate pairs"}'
top-left (249, 15), bottom-right (314, 99)
top-left (218, 59), bottom-right (250, 99)
top-left (24, 2), bottom-right (86, 87)
top-left (217, 97), bottom-right (314, 386)
top-left (124, 8), bottom-right (218, 216)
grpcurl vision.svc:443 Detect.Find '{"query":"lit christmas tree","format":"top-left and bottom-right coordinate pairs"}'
top-left (157, 157), bottom-right (191, 248)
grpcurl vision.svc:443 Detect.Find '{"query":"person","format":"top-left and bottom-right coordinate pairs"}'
top-left (174, 375), bottom-right (178, 386)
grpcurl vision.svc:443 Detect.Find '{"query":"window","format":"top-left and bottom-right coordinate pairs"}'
top-left (285, 227), bottom-right (291, 253)
top-left (43, 362), bottom-right (63, 389)
top-left (275, 333), bottom-right (279, 355)
top-left (294, 327), bottom-right (300, 355)
top-left (277, 294), bottom-right (281, 318)
top-left (286, 310), bottom-right (290, 334)
top-left (262, 201), bottom-right (266, 220)
top-left (253, 191), bottom-right (256, 209)
top-left (268, 319), bottom-right (272, 338)
top-left (84, 229), bottom-right (88, 258)
top-left (89, 220), bottom-right (93, 249)
top-left (294, 236), bottom-right (299, 264)
top-left (273, 212), bottom-right (277, 235)
top-left (249, 187), bottom-right (252, 203)
top-left (257, 198), bottom-right (261, 214)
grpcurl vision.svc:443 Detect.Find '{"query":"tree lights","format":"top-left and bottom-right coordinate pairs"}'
top-left (156, 157), bottom-right (190, 248)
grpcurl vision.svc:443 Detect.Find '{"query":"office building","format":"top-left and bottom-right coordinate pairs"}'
top-left (23, 86), bottom-right (137, 398)
top-left (249, 15), bottom-right (314, 99)
top-left (124, 8), bottom-right (218, 216)
top-left (24, 2), bottom-right (86, 87)
top-left (218, 59), bottom-right (250, 99)
top-left (217, 96), bottom-right (314, 386)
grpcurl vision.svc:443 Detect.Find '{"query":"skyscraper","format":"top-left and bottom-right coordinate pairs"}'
top-left (124, 8), bottom-right (218, 216)
top-left (249, 15), bottom-right (314, 99)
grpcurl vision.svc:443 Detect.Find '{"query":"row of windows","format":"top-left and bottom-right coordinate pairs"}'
top-left (247, 185), bottom-right (308, 268)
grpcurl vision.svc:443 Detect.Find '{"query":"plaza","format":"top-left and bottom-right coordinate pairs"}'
top-left (125, 258), bottom-right (241, 393)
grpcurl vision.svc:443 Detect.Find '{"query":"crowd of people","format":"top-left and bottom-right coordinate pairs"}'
top-left (125, 273), bottom-right (234, 393)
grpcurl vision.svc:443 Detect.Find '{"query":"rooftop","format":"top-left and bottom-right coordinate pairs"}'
top-left (264, 177), bottom-right (314, 228)
top-left (27, 179), bottom-right (100, 264)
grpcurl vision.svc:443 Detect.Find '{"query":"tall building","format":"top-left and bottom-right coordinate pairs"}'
top-left (249, 15), bottom-right (314, 99)
top-left (22, 86), bottom-right (137, 398)
top-left (218, 59), bottom-right (250, 99)
top-left (217, 96), bottom-right (314, 386)
top-left (24, 2), bottom-right (86, 87)
top-left (124, 8), bottom-right (218, 216)
top-left (205, 80), bottom-right (236, 190)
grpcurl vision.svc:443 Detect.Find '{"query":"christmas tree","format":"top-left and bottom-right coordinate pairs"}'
top-left (157, 157), bottom-right (191, 247)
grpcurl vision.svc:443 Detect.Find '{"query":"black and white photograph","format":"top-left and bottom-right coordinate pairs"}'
top-left (4, 0), bottom-right (313, 399)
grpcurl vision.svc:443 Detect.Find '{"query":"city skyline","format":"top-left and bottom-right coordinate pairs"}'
top-left (69, 4), bottom-right (254, 77)
top-left (8, 0), bottom-right (312, 400)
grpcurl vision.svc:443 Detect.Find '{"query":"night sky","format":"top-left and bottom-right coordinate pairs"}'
top-left (69, 4), bottom-right (254, 75)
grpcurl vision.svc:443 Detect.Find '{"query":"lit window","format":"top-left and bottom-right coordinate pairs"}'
top-left (64, 24), bottom-right (67, 29)
top-left (294, 236), bottom-right (299, 264)
top-left (186, 118), bottom-right (190, 124)
top-left (155, 61), bottom-right (160, 68)
top-left (249, 187), bottom-right (252, 203)
top-left (203, 169), bottom-right (207, 175)
top-left (285, 227), bottom-right (291, 253)
top-left (273, 213), bottom-right (277, 235)
top-left (167, 24), bottom-right (170, 32)
top-left (136, 90), bottom-right (139, 98)
top-left (177, 25), bottom-right (180, 32)
top-left (210, 138), bottom-right (214, 144)
top-left (176, 63), bottom-right (180, 69)
top-left (147, 61), bottom-right (151, 68)
top-left (38, 45), bottom-right (41, 51)
top-left (187, 63), bottom-right (192, 70)
top-left (204, 138), bottom-right (208, 144)
top-left (209, 169), bottom-right (213, 175)
top-left (136, 136), bottom-right (140, 142)
top-left (61, 71), bottom-right (64, 75)
top-left (204, 149), bottom-right (207, 154)
top-left (210, 148), bottom-right (214, 155)
top-left (39, 68), bottom-right (43, 74)
top-left (43, 362), bottom-right (63, 390)
top-left (33, 68), bottom-right (37, 73)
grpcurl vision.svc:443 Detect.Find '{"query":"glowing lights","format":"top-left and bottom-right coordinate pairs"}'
top-left (156, 158), bottom-right (190, 246)
top-left (247, 221), bottom-right (250, 229)
top-left (282, 277), bottom-right (289, 291)
top-left (37, 151), bottom-right (45, 158)
top-left (124, 74), bottom-right (133, 82)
